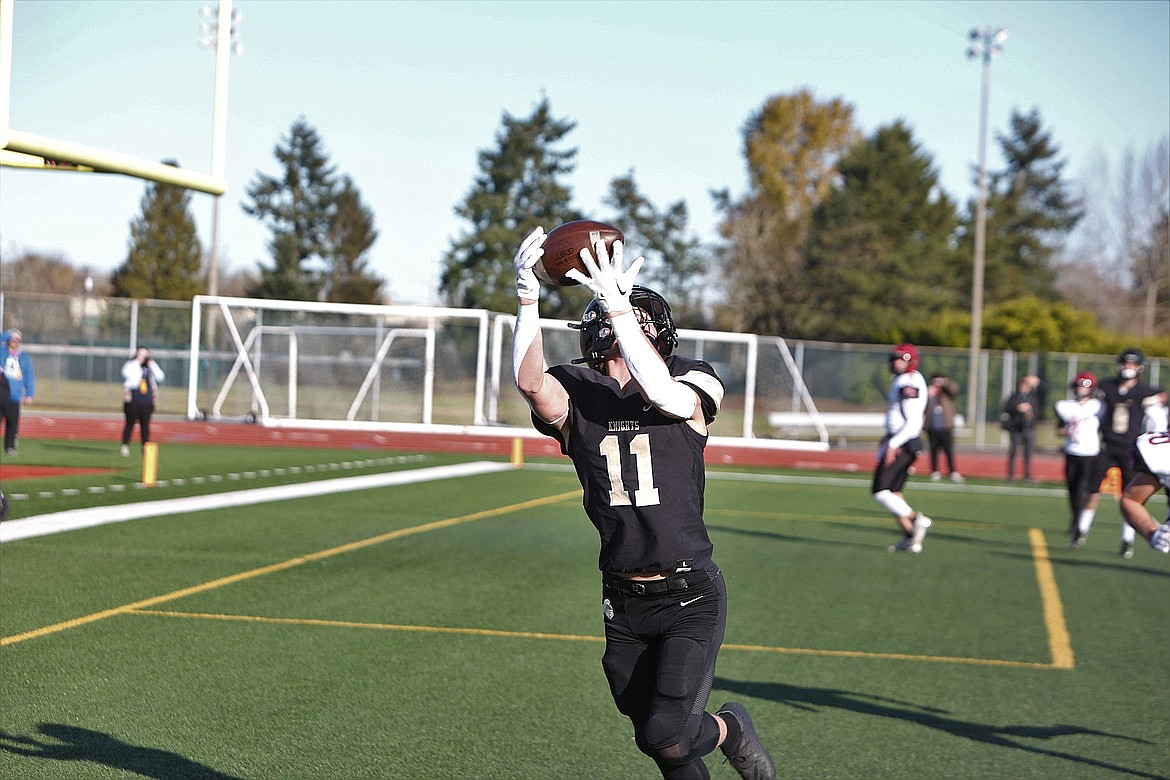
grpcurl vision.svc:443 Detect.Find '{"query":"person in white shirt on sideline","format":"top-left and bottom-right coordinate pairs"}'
top-left (120, 347), bottom-right (164, 456)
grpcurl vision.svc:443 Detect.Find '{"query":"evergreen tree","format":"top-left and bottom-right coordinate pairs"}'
top-left (243, 118), bottom-right (338, 301)
top-left (440, 98), bottom-right (587, 318)
top-left (803, 121), bottom-right (963, 342)
top-left (964, 109), bottom-right (1083, 304)
top-left (604, 171), bottom-right (708, 325)
top-left (324, 175), bottom-right (383, 304)
top-left (111, 160), bottom-right (204, 302)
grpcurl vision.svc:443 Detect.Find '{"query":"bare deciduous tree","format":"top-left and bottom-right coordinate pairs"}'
top-left (1059, 137), bottom-right (1169, 338)
top-left (1119, 138), bottom-right (1170, 336)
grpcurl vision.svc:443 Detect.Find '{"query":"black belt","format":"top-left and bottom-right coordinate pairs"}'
top-left (602, 569), bottom-right (708, 596)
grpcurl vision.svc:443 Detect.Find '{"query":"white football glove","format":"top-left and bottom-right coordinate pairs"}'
top-left (514, 226), bottom-right (546, 302)
top-left (565, 237), bottom-right (644, 315)
top-left (1150, 521), bottom-right (1170, 553)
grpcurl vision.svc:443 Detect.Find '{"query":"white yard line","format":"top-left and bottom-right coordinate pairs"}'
top-left (1, 461), bottom-right (512, 543)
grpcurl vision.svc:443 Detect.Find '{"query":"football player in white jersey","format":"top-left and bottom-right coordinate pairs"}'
top-left (874, 344), bottom-right (933, 553)
top-left (1119, 430), bottom-right (1170, 554)
top-left (1054, 372), bottom-right (1104, 549)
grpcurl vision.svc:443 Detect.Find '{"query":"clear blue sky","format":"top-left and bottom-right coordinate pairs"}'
top-left (1, 0), bottom-right (1167, 305)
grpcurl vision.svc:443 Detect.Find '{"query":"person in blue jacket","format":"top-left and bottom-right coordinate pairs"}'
top-left (2, 329), bottom-right (35, 455)
top-left (0, 369), bottom-right (8, 518)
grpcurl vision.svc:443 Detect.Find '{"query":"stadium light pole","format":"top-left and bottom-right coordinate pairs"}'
top-left (965, 25), bottom-right (1007, 446)
top-left (198, 2), bottom-right (242, 302)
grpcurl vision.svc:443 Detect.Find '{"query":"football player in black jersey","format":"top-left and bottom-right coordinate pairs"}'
top-left (512, 226), bottom-right (775, 780)
top-left (1098, 348), bottom-right (1165, 558)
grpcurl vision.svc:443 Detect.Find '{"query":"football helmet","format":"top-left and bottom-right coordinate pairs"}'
top-left (1071, 371), bottom-right (1096, 397)
top-left (889, 343), bottom-right (919, 372)
top-left (1118, 347), bottom-right (1145, 379)
top-left (570, 285), bottom-right (679, 371)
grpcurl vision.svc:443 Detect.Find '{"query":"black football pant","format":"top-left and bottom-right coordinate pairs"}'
top-left (1098, 441), bottom-right (1136, 490)
top-left (872, 437), bottom-right (923, 495)
top-left (601, 566), bottom-right (726, 779)
top-left (1063, 453), bottom-right (1099, 527)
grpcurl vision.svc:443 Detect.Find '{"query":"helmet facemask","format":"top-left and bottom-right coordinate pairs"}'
top-left (1118, 348), bottom-right (1145, 379)
top-left (570, 285), bottom-right (678, 372)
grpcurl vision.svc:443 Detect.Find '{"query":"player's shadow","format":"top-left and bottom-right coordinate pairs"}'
top-left (1045, 553), bottom-right (1170, 579)
top-left (0, 723), bottom-right (242, 779)
top-left (716, 677), bottom-right (1163, 779)
top-left (41, 442), bottom-right (113, 455)
top-left (708, 519), bottom-right (899, 551)
top-left (707, 524), bottom-right (834, 547)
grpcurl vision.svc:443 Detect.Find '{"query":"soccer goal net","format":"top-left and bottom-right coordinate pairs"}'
top-left (187, 295), bottom-right (827, 447)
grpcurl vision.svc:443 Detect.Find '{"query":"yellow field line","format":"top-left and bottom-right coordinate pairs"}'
top-left (131, 609), bottom-right (607, 644)
top-left (4, 498), bottom-right (1076, 673)
top-left (1028, 527), bottom-right (1076, 670)
top-left (723, 642), bottom-right (1056, 668)
top-left (0, 490), bottom-right (579, 648)
top-left (127, 608), bottom-right (1055, 669)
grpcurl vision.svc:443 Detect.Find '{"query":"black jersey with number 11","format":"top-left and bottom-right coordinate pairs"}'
top-left (534, 356), bottom-right (725, 574)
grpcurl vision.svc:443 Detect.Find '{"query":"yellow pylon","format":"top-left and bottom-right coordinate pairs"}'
top-left (142, 441), bottom-right (159, 487)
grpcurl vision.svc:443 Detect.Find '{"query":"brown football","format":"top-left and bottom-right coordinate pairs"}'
top-left (534, 220), bottom-right (624, 286)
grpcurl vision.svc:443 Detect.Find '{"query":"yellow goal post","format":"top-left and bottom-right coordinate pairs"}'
top-left (0, 0), bottom-right (226, 195)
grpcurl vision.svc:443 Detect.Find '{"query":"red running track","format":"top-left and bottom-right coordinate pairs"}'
top-left (2, 413), bottom-right (1067, 483)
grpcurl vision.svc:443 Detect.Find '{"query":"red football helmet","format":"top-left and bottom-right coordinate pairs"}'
top-left (889, 343), bottom-right (919, 372)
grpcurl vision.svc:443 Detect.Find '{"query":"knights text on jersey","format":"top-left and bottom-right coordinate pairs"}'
top-left (533, 356), bottom-right (724, 573)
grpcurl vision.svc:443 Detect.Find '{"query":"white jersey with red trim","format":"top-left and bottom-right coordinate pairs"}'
top-left (1134, 431), bottom-right (1170, 489)
top-left (884, 369), bottom-right (927, 450)
top-left (1054, 397), bottom-right (1103, 457)
top-left (1142, 399), bottom-right (1169, 433)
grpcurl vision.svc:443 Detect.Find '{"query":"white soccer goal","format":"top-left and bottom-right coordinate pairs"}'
top-left (187, 295), bottom-right (828, 449)
top-left (187, 296), bottom-right (490, 428)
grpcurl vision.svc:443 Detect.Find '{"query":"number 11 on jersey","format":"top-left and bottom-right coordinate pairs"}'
top-left (599, 434), bottom-right (661, 507)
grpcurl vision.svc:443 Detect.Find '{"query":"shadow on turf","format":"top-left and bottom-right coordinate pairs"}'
top-left (715, 677), bottom-right (1163, 779)
top-left (0, 724), bottom-right (242, 779)
top-left (994, 548), bottom-right (1170, 579)
top-left (41, 442), bottom-right (114, 455)
top-left (707, 522), bottom-right (935, 551)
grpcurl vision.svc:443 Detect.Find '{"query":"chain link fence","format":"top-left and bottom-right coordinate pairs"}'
top-left (2, 290), bottom-right (1164, 448)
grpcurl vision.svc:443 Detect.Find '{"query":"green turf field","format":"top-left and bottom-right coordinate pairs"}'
top-left (1, 442), bottom-right (1167, 779)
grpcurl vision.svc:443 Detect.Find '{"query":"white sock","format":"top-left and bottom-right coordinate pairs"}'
top-left (1077, 509), bottom-right (1095, 535)
top-left (874, 489), bottom-right (913, 518)
top-left (1121, 520), bottom-right (1136, 544)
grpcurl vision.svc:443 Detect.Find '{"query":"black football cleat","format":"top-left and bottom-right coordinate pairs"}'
top-left (717, 702), bottom-right (775, 780)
